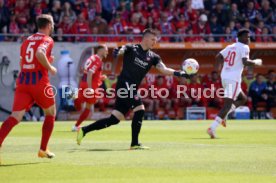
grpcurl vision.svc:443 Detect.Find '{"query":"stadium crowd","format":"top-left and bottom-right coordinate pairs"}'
top-left (92, 70), bottom-right (275, 120)
top-left (0, 0), bottom-right (276, 42)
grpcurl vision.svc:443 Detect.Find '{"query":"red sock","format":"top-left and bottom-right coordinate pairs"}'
top-left (75, 109), bottom-right (90, 127)
top-left (0, 116), bottom-right (19, 146)
top-left (74, 98), bottom-right (82, 112)
top-left (40, 115), bottom-right (55, 151)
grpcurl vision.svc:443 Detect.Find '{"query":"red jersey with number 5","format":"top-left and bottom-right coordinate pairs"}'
top-left (19, 32), bottom-right (54, 84)
top-left (80, 54), bottom-right (103, 89)
top-left (219, 42), bottom-right (250, 82)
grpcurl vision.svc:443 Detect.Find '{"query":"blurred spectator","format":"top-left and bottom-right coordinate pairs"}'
top-left (60, 2), bottom-right (77, 24)
top-left (159, 12), bottom-right (175, 41)
top-left (249, 74), bottom-right (272, 118)
top-left (243, 1), bottom-right (259, 24)
top-left (71, 13), bottom-right (90, 42)
top-left (256, 26), bottom-right (272, 42)
top-left (8, 14), bottom-right (19, 41)
top-left (101, 0), bottom-right (119, 23)
top-left (14, 0), bottom-right (29, 29)
top-left (243, 20), bottom-right (255, 40)
top-left (227, 3), bottom-right (243, 23)
top-left (209, 15), bottom-right (223, 42)
top-left (255, 20), bottom-right (265, 37)
top-left (211, 2), bottom-right (228, 26)
top-left (228, 20), bottom-right (238, 37)
top-left (258, 0), bottom-right (273, 25)
top-left (74, 0), bottom-right (89, 16)
top-left (243, 68), bottom-right (254, 89)
top-left (30, 2), bottom-right (44, 23)
top-left (90, 12), bottom-right (108, 34)
top-left (109, 13), bottom-right (127, 34)
top-left (127, 12), bottom-right (144, 34)
top-left (192, 14), bottom-right (211, 42)
top-left (0, 0), bottom-right (10, 32)
top-left (87, 1), bottom-right (102, 21)
top-left (264, 70), bottom-right (276, 118)
top-left (50, 0), bottom-right (62, 26)
top-left (58, 15), bottom-right (73, 41)
top-left (175, 14), bottom-right (189, 33)
top-left (185, 0), bottom-right (199, 24)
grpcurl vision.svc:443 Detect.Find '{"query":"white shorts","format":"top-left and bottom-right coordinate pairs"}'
top-left (221, 79), bottom-right (241, 100)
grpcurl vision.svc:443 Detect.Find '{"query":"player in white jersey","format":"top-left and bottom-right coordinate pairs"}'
top-left (207, 29), bottom-right (263, 138)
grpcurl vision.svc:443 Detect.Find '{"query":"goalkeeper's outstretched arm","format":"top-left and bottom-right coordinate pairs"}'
top-left (156, 62), bottom-right (190, 78)
top-left (242, 58), bottom-right (262, 66)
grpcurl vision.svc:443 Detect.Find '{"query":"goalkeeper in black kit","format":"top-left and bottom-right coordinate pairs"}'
top-left (77, 28), bottom-right (192, 149)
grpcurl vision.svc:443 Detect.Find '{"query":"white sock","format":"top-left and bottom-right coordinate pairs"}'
top-left (224, 104), bottom-right (237, 120)
top-left (211, 116), bottom-right (223, 130)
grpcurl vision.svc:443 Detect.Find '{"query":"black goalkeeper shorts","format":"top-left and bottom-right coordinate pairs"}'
top-left (114, 79), bottom-right (143, 115)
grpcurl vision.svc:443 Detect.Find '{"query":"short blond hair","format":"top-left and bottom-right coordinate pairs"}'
top-left (36, 14), bottom-right (54, 29)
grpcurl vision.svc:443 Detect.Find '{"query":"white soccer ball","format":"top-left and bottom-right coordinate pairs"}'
top-left (182, 58), bottom-right (199, 74)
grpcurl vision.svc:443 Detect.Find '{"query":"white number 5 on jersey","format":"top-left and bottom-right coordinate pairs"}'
top-left (25, 42), bottom-right (36, 63)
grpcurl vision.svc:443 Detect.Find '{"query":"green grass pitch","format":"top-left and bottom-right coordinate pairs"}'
top-left (0, 120), bottom-right (276, 183)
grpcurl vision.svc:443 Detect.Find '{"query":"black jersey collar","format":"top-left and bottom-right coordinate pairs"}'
top-left (138, 44), bottom-right (149, 52)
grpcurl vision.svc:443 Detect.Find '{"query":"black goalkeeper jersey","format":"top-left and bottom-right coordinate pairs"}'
top-left (118, 44), bottom-right (162, 86)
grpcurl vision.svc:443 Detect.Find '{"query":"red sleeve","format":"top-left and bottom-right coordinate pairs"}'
top-left (38, 37), bottom-right (54, 54)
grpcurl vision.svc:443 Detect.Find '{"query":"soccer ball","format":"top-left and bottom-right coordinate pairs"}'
top-left (182, 58), bottom-right (199, 74)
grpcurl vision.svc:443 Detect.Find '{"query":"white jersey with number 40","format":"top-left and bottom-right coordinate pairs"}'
top-left (219, 42), bottom-right (250, 82)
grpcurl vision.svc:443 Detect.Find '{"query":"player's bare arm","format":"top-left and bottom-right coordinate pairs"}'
top-left (36, 47), bottom-right (56, 75)
top-left (242, 58), bottom-right (262, 66)
top-left (215, 53), bottom-right (224, 71)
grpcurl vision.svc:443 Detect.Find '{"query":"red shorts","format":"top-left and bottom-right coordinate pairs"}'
top-left (77, 87), bottom-right (97, 104)
top-left (12, 83), bottom-right (55, 111)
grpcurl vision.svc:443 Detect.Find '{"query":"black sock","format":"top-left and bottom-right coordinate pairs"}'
top-left (82, 115), bottom-right (120, 136)
top-left (131, 110), bottom-right (145, 146)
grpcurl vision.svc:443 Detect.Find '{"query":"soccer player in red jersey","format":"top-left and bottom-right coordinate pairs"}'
top-left (72, 45), bottom-right (108, 131)
top-left (0, 14), bottom-right (57, 163)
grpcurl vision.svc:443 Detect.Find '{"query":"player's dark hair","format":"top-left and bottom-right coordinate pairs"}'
top-left (36, 14), bottom-right (53, 29)
top-left (96, 45), bottom-right (107, 53)
top-left (142, 28), bottom-right (157, 37)
top-left (237, 28), bottom-right (250, 38)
